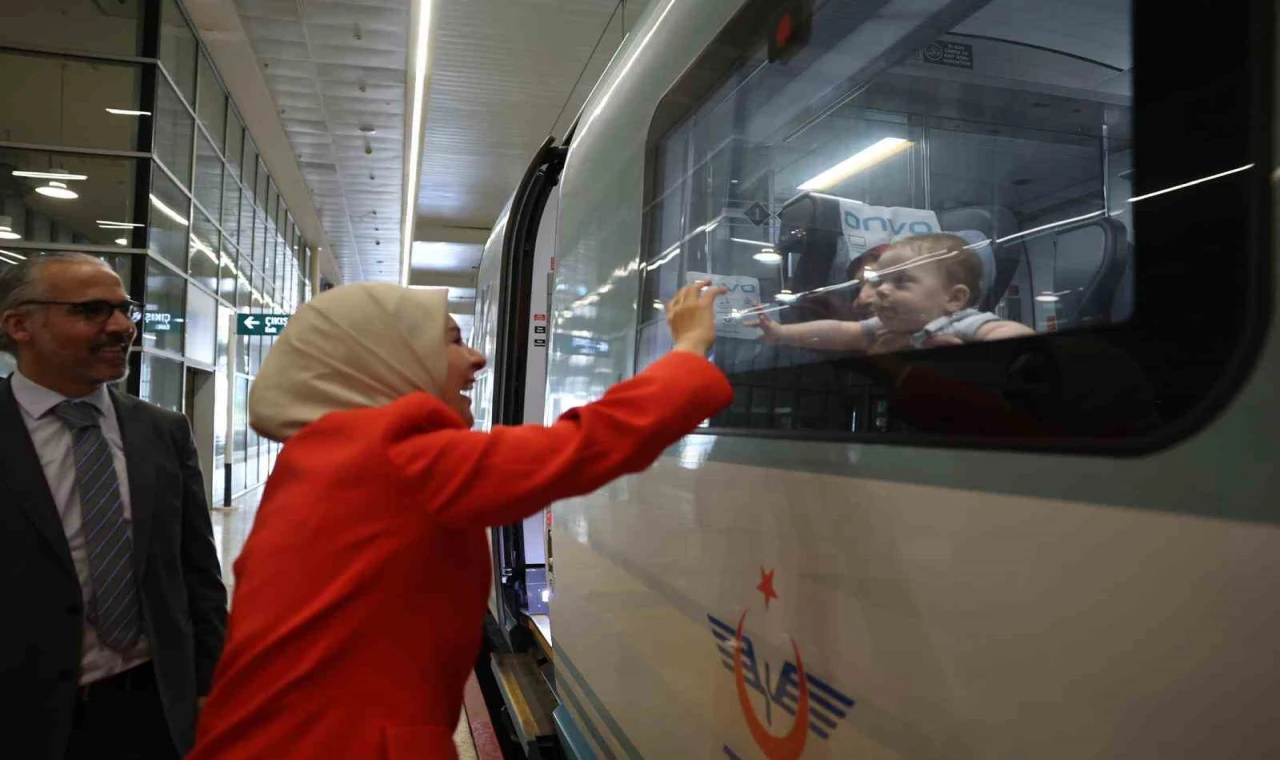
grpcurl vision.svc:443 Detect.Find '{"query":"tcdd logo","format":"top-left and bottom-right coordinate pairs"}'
top-left (708, 569), bottom-right (855, 759)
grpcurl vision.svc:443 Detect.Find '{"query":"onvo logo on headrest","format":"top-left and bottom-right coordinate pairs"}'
top-left (843, 211), bottom-right (935, 237)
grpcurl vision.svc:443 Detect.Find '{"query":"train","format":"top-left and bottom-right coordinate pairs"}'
top-left (470, 0), bottom-right (1279, 757)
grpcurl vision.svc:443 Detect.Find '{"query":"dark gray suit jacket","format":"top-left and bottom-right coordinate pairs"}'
top-left (0, 377), bottom-right (228, 758)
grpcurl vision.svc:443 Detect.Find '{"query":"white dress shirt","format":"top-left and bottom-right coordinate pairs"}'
top-left (9, 369), bottom-right (151, 685)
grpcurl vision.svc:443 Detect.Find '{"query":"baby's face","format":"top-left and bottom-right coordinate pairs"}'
top-left (870, 246), bottom-right (964, 333)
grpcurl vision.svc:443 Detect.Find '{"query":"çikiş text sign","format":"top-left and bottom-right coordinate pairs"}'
top-left (236, 313), bottom-right (292, 336)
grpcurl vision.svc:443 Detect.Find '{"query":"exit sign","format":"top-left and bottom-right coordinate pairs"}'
top-left (236, 313), bottom-right (292, 336)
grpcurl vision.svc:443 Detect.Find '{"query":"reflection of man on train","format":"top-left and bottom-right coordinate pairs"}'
top-left (751, 233), bottom-right (1034, 352)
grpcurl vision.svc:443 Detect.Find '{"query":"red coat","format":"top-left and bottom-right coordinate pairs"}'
top-left (190, 352), bottom-right (732, 759)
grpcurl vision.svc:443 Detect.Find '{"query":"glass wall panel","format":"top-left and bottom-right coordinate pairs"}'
top-left (225, 108), bottom-right (244, 178)
top-left (196, 53), bottom-right (226, 154)
top-left (189, 207), bottom-right (219, 293)
top-left (218, 241), bottom-right (239, 304)
top-left (0, 51), bottom-right (145, 151)
top-left (144, 259), bottom-right (185, 355)
top-left (220, 164), bottom-right (240, 242)
top-left (0, 0), bottom-right (143, 58)
top-left (159, 0), bottom-right (198, 103)
top-left (147, 165), bottom-right (190, 269)
top-left (241, 138), bottom-right (257, 187)
top-left (185, 280), bottom-right (216, 366)
top-left (193, 132), bottom-right (222, 221)
top-left (154, 80), bottom-right (194, 189)
top-left (0, 149), bottom-right (138, 247)
top-left (140, 353), bottom-right (183, 413)
top-left (237, 191), bottom-right (254, 251)
top-left (231, 376), bottom-right (248, 493)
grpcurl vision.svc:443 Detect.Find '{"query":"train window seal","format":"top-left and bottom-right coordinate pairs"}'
top-left (633, 0), bottom-right (1274, 457)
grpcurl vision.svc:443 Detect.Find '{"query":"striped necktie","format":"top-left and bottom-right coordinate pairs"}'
top-left (53, 400), bottom-right (142, 652)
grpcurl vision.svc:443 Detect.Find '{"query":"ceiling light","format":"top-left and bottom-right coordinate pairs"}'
top-left (0, 216), bottom-right (21, 240)
top-left (1034, 294), bottom-right (1059, 303)
top-left (797, 138), bottom-right (913, 191)
top-left (105, 108), bottom-right (151, 116)
top-left (115, 237), bottom-right (129, 246)
top-left (12, 169), bottom-right (88, 181)
top-left (0, 248), bottom-right (26, 259)
top-left (400, 0), bottom-right (437, 285)
top-left (0, 251), bottom-right (25, 265)
top-left (730, 237), bottom-right (775, 247)
top-left (150, 193), bottom-right (189, 226)
top-left (753, 249), bottom-right (782, 263)
top-left (98, 220), bottom-right (143, 228)
top-left (36, 181), bottom-right (78, 199)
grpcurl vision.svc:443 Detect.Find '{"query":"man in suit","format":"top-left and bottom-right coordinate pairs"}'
top-left (0, 253), bottom-right (228, 758)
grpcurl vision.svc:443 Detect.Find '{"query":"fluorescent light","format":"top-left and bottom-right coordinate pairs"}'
top-left (105, 108), bottom-right (151, 116)
top-left (0, 248), bottom-right (26, 259)
top-left (1035, 294), bottom-right (1059, 303)
top-left (730, 238), bottom-right (774, 247)
top-left (753, 249), bottom-right (782, 263)
top-left (114, 237), bottom-right (128, 246)
top-left (35, 181), bottom-right (78, 199)
top-left (150, 194), bottom-right (189, 226)
top-left (0, 251), bottom-right (23, 265)
top-left (0, 216), bottom-right (20, 240)
top-left (98, 220), bottom-right (143, 228)
top-left (797, 138), bottom-right (912, 191)
top-left (400, 0), bottom-right (436, 285)
top-left (1127, 163), bottom-right (1255, 203)
top-left (12, 170), bottom-right (87, 181)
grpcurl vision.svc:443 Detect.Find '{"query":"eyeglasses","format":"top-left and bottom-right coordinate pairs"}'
top-left (19, 299), bottom-right (144, 324)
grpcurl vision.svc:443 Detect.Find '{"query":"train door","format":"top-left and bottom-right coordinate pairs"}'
top-left (486, 136), bottom-right (567, 647)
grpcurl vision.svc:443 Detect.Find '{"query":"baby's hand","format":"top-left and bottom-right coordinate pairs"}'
top-left (744, 312), bottom-right (782, 343)
top-left (921, 333), bottom-right (964, 349)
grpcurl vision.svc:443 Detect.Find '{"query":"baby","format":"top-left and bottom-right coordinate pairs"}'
top-left (753, 233), bottom-right (1033, 353)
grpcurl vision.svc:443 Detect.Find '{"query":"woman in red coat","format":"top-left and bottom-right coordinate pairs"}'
top-left (189, 281), bottom-right (732, 759)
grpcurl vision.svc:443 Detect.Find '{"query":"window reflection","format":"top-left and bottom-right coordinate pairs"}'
top-left (636, 0), bottom-right (1135, 434)
top-left (154, 80), bottom-right (194, 189)
top-left (189, 208), bottom-right (220, 293)
top-left (0, 0), bottom-right (143, 57)
top-left (194, 132), bottom-right (222, 221)
top-left (148, 165), bottom-right (189, 269)
top-left (144, 260), bottom-right (185, 355)
top-left (0, 51), bottom-right (145, 151)
top-left (159, 0), bottom-right (197, 103)
top-left (0, 149), bottom-right (138, 248)
top-left (196, 53), bottom-right (226, 153)
top-left (139, 353), bottom-right (183, 413)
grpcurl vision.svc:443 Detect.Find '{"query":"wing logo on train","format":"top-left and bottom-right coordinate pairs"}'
top-left (708, 568), bottom-right (856, 759)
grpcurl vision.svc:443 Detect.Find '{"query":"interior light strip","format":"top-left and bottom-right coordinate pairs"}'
top-left (797, 138), bottom-right (912, 191)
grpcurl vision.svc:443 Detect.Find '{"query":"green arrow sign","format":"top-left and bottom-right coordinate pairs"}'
top-left (236, 313), bottom-right (292, 336)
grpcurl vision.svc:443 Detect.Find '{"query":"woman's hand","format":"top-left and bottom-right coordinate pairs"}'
top-left (667, 280), bottom-right (727, 356)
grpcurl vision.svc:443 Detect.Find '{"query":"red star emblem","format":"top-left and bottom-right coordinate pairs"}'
top-left (757, 567), bottom-right (779, 609)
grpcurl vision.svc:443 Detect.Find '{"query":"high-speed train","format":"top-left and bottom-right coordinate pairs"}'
top-left (470, 0), bottom-right (1278, 757)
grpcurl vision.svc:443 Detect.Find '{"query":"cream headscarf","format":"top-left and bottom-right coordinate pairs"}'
top-left (249, 283), bottom-right (450, 442)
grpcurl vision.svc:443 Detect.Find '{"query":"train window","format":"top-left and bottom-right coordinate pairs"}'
top-left (635, 0), bottom-right (1271, 447)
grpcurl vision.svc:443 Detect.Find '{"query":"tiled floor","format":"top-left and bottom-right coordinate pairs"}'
top-left (209, 488), bottom-right (480, 758)
top-left (211, 486), bottom-right (265, 599)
